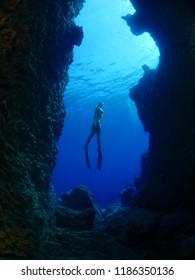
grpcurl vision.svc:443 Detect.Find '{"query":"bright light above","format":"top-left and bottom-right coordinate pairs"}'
top-left (126, 0), bottom-right (135, 13)
top-left (66, 0), bottom-right (159, 106)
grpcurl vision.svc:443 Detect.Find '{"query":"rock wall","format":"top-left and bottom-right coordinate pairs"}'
top-left (125, 0), bottom-right (195, 212)
top-left (0, 0), bottom-right (84, 258)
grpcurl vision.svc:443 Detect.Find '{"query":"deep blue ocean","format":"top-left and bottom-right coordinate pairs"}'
top-left (52, 0), bottom-right (159, 208)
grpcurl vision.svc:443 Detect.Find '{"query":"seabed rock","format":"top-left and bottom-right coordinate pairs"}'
top-left (55, 185), bottom-right (103, 230)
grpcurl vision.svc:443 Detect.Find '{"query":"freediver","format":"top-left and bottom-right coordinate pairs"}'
top-left (84, 102), bottom-right (104, 169)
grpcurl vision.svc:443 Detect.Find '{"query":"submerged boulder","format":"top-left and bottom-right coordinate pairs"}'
top-left (56, 185), bottom-right (104, 230)
top-left (59, 185), bottom-right (95, 210)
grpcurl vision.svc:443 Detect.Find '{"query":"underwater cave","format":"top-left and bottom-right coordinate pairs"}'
top-left (0, 0), bottom-right (195, 260)
top-left (52, 0), bottom-right (160, 207)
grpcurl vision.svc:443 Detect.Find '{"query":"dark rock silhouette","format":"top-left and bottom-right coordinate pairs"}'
top-left (124, 0), bottom-right (195, 213)
top-left (59, 185), bottom-right (96, 211)
top-left (119, 184), bottom-right (135, 207)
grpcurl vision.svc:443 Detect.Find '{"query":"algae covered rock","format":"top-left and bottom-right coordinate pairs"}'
top-left (0, 0), bottom-right (84, 259)
top-left (55, 204), bottom-right (96, 231)
top-left (59, 185), bottom-right (95, 210)
top-left (56, 185), bottom-right (104, 230)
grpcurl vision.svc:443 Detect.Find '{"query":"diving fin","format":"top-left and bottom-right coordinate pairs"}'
top-left (84, 146), bottom-right (91, 169)
top-left (97, 149), bottom-right (102, 170)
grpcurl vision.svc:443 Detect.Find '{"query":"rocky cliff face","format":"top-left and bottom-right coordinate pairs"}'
top-left (0, 0), bottom-right (84, 258)
top-left (125, 0), bottom-right (195, 212)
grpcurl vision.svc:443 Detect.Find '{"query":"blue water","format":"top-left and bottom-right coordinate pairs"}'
top-left (52, 0), bottom-right (159, 207)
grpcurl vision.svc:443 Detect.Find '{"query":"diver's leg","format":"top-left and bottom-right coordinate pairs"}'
top-left (97, 130), bottom-right (101, 150)
top-left (97, 148), bottom-right (102, 170)
top-left (85, 129), bottom-right (95, 148)
top-left (96, 129), bottom-right (102, 169)
top-left (85, 127), bottom-right (95, 169)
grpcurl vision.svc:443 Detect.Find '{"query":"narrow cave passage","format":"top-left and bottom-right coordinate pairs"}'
top-left (52, 0), bottom-right (159, 207)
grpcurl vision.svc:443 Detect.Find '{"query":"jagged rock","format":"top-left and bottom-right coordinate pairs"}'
top-left (0, 0), bottom-right (84, 259)
top-left (59, 185), bottom-right (95, 210)
top-left (130, 65), bottom-right (157, 131)
top-left (125, 0), bottom-right (195, 212)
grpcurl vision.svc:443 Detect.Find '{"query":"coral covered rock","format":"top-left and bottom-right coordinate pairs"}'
top-left (0, 0), bottom-right (84, 259)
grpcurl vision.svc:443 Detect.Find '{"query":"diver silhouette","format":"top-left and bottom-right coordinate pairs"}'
top-left (84, 102), bottom-right (104, 170)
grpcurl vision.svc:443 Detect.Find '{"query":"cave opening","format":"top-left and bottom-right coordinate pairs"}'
top-left (52, 0), bottom-right (160, 207)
